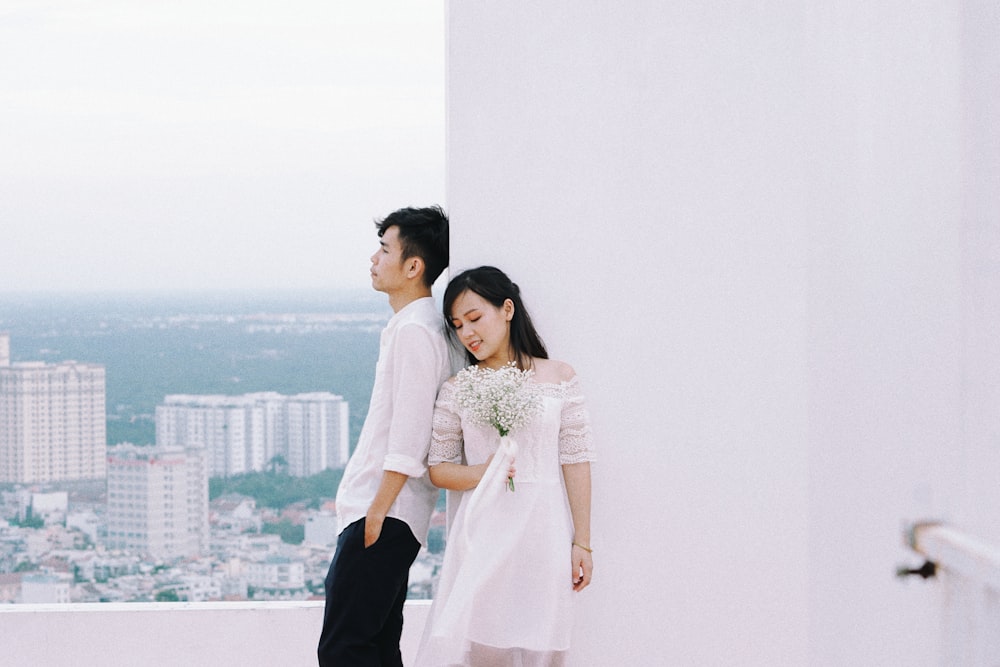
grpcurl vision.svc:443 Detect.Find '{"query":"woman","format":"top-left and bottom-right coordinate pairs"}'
top-left (414, 266), bottom-right (595, 667)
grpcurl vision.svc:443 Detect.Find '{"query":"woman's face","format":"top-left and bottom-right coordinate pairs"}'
top-left (449, 289), bottom-right (514, 369)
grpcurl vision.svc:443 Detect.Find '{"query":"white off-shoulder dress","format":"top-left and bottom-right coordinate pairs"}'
top-left (414, 376), bottom-right (596, 667)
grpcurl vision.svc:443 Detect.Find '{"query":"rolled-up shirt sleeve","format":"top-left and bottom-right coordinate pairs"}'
top-left (382, 322), bottom-right (445, 477)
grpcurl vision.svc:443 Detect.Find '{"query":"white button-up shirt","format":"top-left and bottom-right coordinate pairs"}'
top-left (335, 297), bottom-right (451, 547)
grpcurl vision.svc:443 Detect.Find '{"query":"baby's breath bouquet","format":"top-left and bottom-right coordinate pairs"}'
top-left (452, 361), bottom-right (543, 491)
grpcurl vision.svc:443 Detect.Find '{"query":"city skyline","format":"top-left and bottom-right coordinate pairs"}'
top-left (0, 1), bottom-right (446, 293)
top-left (0, 296), bottom-right (434, 605)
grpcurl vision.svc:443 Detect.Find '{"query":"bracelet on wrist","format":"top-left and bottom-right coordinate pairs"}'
top-left (572, 541), bottom-right (593, 553)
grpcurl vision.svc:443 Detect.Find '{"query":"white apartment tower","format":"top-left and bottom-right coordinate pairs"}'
top-left (0, 334), bottom-right (107, 484)
top-left (105, 444), bottom-right (209, 560)
top-left (156, 395), bottom-right (263, 479)
top-left (156, 392), bottom-right (349, 478)
top-left (0, 332), bottom-right (9, 368)
top-left (282, 392), bottom-right (351, 477)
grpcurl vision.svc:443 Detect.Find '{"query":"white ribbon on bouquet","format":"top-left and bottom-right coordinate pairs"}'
top-left (460, 434), bottom-right (518, 550)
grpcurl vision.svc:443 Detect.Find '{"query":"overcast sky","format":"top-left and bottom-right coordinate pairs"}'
top-left (0, 0), bottom-right (445, 292)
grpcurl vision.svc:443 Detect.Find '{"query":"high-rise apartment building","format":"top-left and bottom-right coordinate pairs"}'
top-left (0, 332), bottom-right (9, 368)
top-left (156, 395), bottom-right (263, 479)
top-left (105, 444), bottom-right (209, 560)
top-left (282, 392), bottom-right (351, 477)
top-left (0, 334), bottom-right (107, 484)
top-left (155, 391), bottom-right (349, 478)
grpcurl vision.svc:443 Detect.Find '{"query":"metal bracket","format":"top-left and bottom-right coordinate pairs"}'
top-left (895, 559), bottom-right (937, 580)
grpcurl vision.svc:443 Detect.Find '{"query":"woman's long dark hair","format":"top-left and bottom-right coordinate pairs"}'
top-left (443, 266), bottom-right (548, 369)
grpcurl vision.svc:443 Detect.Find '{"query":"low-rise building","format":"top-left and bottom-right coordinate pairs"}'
top-left (246, 555), bottom-right (307, 600)
top-left (304, 511), bottom-right (338, 547)
top-left (0, 572), bottom-right (21, 602)
top-left (20, 573), bottom-right (71, 603)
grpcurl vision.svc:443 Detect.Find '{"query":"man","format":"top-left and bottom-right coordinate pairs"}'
top-left (318, 206), bottom-right (451, 666)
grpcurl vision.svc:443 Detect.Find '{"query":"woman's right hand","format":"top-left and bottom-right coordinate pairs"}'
top-left (571, 544), bottom-right (593, 591)
top-left (478, 453), bottom-right (516, 488)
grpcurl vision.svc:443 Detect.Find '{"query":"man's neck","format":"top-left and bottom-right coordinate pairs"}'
top-left (387, 286), bottom-right (432, 314)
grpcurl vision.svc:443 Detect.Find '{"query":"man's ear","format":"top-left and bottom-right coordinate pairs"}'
top-left (406, 256), bottom-right (425, 281)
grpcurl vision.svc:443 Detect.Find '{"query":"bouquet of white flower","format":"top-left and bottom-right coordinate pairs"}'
top-left (452, 362), bottom-right (543, 491)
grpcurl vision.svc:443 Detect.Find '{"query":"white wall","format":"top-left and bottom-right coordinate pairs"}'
top-left (447, 2), bottom-right (998, 664)
top-left (956, 0), bottom-right (1000, 546)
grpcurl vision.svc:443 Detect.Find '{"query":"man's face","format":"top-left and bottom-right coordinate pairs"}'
top-left (369, 226), bottom-right (409, 294)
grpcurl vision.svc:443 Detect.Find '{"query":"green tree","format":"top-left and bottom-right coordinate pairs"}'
top-left (262, 519), bottom-right (305, 545)
top-left (266, 455), bottom-right (289, 475)
top-left (210, 467), bottom-right (342, 509)
top-left (13, 512), bottom-right (44, 529)
top-left (155, 589), bottom-right (180, 602)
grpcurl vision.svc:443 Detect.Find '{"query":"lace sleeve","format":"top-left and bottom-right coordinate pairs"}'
top-left (559, 377), bottom-right (596, 464)
top-left (429, 381), bottom-right (464, 465)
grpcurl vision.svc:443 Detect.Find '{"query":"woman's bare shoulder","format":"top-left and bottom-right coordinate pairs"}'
top-left (530, 357), bottom-right (577, 384)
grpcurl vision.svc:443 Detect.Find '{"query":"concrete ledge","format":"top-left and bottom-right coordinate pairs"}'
top-left (0, 600), bottom-right (432, 666)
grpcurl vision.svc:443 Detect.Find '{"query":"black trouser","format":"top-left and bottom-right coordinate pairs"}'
top-left (317, 517), bottom-right (421, 666)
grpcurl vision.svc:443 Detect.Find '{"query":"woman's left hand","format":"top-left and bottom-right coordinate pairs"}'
top-left (571, 544), bottom-right (593, 591)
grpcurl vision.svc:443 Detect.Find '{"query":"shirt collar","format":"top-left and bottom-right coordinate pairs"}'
top-left (387, 296), bottom-right (436, 329)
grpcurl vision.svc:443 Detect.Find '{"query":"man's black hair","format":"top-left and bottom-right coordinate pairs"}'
top-left (376, 206), bottom-right (449, 288)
